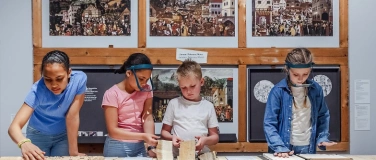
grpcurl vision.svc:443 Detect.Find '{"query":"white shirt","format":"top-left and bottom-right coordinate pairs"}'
top-left (162, 96), bottom-right (219, 156)
top-left (290, 87), bottom-right (312, 146)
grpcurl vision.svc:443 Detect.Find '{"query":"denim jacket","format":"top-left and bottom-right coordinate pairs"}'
top-left (263, 78), bottom-right (330, 153)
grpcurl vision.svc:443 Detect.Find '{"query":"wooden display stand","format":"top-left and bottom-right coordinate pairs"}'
top-left (31, 0), bottom-right (349, 153)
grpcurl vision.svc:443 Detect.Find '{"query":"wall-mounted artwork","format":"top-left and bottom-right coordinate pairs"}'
top-left (152, 66), bottom-right (239, 135)
top-left (149, 0), bottom-right (235, 37)
top-left (247, 65), bottom-right (341, 142)
top-left (43, 0), bottom-right (138, 47)
top-left (246, 0), bottom-right (340, 48)
top-left (49, 0), bottom-right (131, 36)
top-left (146, 0), bottom-right (238, 48)
top-left (251, 0), bottom-right (333, 37)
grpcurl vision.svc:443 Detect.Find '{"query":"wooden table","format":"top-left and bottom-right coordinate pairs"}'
top-left (1, 155), bottom-right (376, 160)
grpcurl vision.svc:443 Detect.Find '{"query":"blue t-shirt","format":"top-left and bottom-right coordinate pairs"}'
top-left (25, 71), bottom-right (87, 134)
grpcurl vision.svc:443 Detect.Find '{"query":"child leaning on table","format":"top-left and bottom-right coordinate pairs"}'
top-left (264, 48), bottom-right (337, 158)
top-left (160, 59), bottom-right (219, 157)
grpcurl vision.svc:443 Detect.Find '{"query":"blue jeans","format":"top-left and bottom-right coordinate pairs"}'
top-left (291, 145), bottom-right (310, 154)
top-left (26, 126), bottom-right (69, 156)
top-left (103, 136), bottom-right (147, 157)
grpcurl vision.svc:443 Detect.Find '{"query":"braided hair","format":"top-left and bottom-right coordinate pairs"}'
top-left (41, 50), bottom-right (70, 73)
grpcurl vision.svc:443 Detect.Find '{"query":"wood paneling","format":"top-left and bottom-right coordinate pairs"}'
top-left (32, 0), bottom-right (42, 48)
top-left (340, 0), bottom-right (349, 48)
top-left (238, 0), bottom-right (246, 48)
top-left (138, 0), bottom-right (146, 48)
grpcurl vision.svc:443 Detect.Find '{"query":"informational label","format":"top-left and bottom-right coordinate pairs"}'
top-left (354, 79), bottom-right (370, 103)
top-left (176, 48), bottom-right (208, 63)
top-left (84, 87), bottom-right (98, 102)
top-left (354, 104), bottom-right (370, 131)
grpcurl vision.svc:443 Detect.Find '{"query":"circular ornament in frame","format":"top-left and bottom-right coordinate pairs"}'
top-left (254, 80), bottom-right (274, 103)
top-left (313, 75), bottom-right (332, 97)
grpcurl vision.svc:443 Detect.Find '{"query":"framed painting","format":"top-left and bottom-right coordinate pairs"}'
top-left (43, 0), bottom-right (138, 48)
top-left (246, 0), bottom-right (340, 48)
top-left (152, 66), bottom-right (239, 135)
top-left (146, 0), bottom-right (238, 48)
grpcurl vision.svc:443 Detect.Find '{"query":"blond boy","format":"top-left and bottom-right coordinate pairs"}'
top-left (160, 59), bottom-right (219, 157)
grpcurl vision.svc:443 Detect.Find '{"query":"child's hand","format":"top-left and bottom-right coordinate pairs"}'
top-left (318, 141), bottom-right (337, 147)
top-left (20, 142), bottom-right (46, 160)
top-left (147, 148), bottom-right (157, 158)
top-left (273, 151), bottom-right (294, 158)
top-left (195, 136), bottom-right (206, 152)
top-left (172, 135), bottom-right (183, 148)
top-left (143, 133), bottom-right (159, 147)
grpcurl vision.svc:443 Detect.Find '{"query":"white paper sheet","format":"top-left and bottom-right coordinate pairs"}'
top-left (226, 156), bottom-right (262, 160)
top-left (176, 48), bottom-right (208, 63)
top-left (354, 104), bottom-right (371, 130)
top-left (297, 154), bottom-right (350, 159)
top-left (263, 153), bottom-right (304, 160)
top-left (354, 79), bottom-right (371, 103)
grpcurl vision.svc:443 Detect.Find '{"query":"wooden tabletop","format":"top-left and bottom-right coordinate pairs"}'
top-left (1, 155), bottom-right (376, 160)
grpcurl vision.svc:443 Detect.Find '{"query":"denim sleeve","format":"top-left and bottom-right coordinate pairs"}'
top-left (264, 87), bottom-right (290, 153)
top-left (315, 87), bottom-right (330, 151)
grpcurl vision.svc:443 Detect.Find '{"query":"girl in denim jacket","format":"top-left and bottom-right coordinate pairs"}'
top-left (264, 48), bottom-right (337, 158)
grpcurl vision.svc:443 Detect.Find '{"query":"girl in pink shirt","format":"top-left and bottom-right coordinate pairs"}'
top-left (102, 53), bottom-right (159, 157)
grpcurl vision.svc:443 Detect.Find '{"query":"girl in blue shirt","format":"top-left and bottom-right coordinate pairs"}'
top-left (8, 50), bottom-right (87, 160)
top-left (263, 48), bottom-right (337, 158)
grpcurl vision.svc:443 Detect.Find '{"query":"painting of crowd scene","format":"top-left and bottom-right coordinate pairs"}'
top-left (149, 0), bottom-right (236, 36)
top-left (252, 0), bottom-right (333, 36)
top-left (49, 0), bottom-right (131, 36)
top-left (152, 69), bottom-right (234, 122)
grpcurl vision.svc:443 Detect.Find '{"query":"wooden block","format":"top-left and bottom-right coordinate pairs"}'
top-left (156, 140), bottom-right (174, 160)
top-left (179, 140), bottom-right (196, 160)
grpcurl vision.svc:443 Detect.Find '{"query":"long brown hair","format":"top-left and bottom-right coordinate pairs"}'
top-left (285, 48), bottom-right (313, 108)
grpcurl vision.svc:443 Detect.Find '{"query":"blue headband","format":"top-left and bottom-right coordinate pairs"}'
top-left (285, 61), bottom-right (314, 68)
top-left (126, 64), bottom-right (154, 92)
top-left (126, 64), bottom-right (153, 70)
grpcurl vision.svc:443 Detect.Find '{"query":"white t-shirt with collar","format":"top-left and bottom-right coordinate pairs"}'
top-left (162, 96), bottom-right (219, 156)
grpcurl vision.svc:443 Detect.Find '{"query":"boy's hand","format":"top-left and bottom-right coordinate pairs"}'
top-left (143, 133), bottom-right (159, 147)
top-left (274, 151), bottom-right (294, 158)
top-left (172, 135), bottom-right (183, 148)
top-left (318, 141), bottom-right (337, 147)
top-left (195, 136), bottom-right (207, 152)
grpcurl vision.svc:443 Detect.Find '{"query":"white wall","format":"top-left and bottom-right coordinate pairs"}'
top-left (1, 0), bottom-right (376, 156)
top-left (348, 0), bottom-right (376, 154)
top-left (0, 0), bottom-right (33, 156)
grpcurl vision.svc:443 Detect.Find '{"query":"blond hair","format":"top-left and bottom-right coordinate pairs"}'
top-left (176, 59), bottom-right (202, 80)
top-left (284, 48), bottom-right (313, 70)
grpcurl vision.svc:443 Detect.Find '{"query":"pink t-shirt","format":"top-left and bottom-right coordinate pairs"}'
top-left (102, 84), bottom-right (153, 142)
